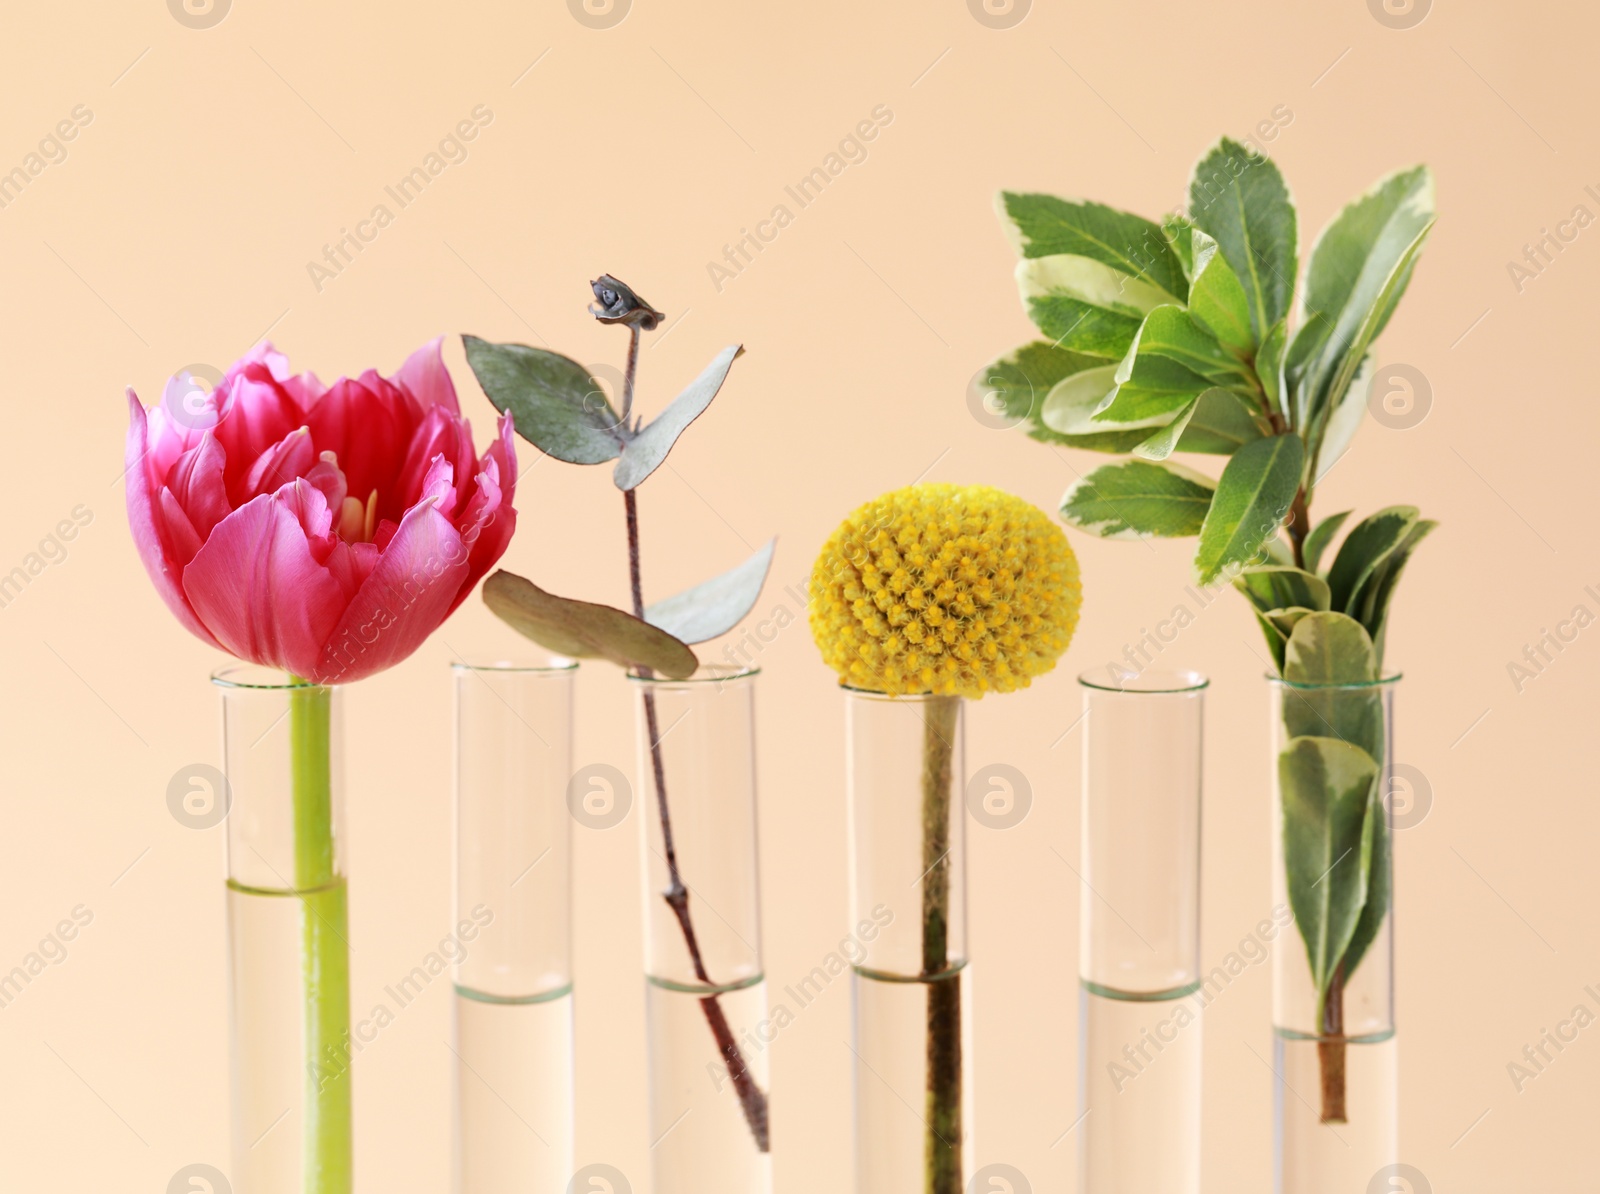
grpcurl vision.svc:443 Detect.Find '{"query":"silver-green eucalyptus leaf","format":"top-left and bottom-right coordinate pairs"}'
top-left (483, 571), bottom-right (698, 679)
top-left (613, 345), bottom-right (742, 491)
top-left (464, 336), bottom-right (624, 465)
top-left (645, 539), bottom-right (777, 646)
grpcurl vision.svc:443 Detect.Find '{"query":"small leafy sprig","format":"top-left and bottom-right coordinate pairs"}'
top-left (986, 138), bottom-right (1433, 589)
top-left (464, 276), bottom-right (774, 1150)
top-left (988, 140), bottom-right (1438, 1123)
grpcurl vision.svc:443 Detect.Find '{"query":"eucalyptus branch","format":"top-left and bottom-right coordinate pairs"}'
top-left (617, 322), bottom-right (771, 1154)
top-left (468, 274), bottom-right (776, 1156)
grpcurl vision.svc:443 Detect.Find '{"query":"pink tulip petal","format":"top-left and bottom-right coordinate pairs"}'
top-left (161, 369), bottom-right (225, 435)
top-left (145, 401), bottom-right (204, 483)
top-left (302, 456), bottom-right (349, 514)
top-left (129, 340), bottom-right (516, 685)
top-left (305, 375), bottom-right (416, 511)
top-left (243, 426), bottom-right (316, 501)
top-left (392, 406), bottom-right (473, 516)
top-left (216, 370), bottom-right (303, 504)
top-left (125, 391), bottom-right (222, 650)
top-left (183, 489), bottom-right (348, 679)
top-left (395, 336), bottom-right (460, 414)
top-left (420, 453), bottom-right (456, 511)
top-left (157, 488), bottom-right (205, 568)
top-left (448, 413), bottom-right (518, 612)
top-left (283, 369), bottom-right (326, 409)
top-left (273, 477), bottom-right (339, 564)
top-left (322, 539), bottom-right (379, 602)
top-left (166, 433), bottom-right (231, 540)
top-left (312, 498), bottom-right (469, 684)
top-left (237, 342), bottom-right (292, 382)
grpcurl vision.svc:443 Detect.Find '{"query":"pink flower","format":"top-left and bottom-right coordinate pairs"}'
top-left (126, 339), bottom-right (517, 684)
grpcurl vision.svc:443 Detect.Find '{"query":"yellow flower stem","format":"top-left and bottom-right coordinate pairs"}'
top-left (920, 694), bottom-right (962, 1193)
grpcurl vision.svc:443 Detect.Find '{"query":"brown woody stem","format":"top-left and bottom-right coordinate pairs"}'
top-left (620, 324), bottom-right (769, 1152)
top-left (1318, 964), bottom-right (1348, 1124)
top-left (1288, 489), bottom-right (1311, 569)
top-left (920, 696), bottom-right (963, 1193)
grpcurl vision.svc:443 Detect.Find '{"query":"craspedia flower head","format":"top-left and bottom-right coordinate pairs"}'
top-left (809, 483), bottom-right (1081, 698)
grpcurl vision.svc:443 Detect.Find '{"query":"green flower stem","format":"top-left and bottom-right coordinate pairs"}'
top-left (289, 680), bottom-right (353, 1194)
top-left (920, 695), bottom-right (962, 1194)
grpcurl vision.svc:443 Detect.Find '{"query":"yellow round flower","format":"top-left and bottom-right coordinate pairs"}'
top-left (809, 483), bottom-right (1082, 698)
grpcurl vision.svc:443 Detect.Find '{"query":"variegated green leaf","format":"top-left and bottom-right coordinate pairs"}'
top-left (1188, 139), bottom-right (1298, 340)
top-left (1234, 566), bottom-right (1332, 615)
top-left (1177, 387), bottom-right (1265, 455)
top-left (998, 192), bottom-right (1188, 300)
top-left (1325, 506), bottom-right (1419, 612)
top-left (1187, 228), bottom-right (1255, 356)
top-left (1060, 459), bottom-right (1215, 539)
top-left (1302, 510), bottom-right (1352, 575)
top-left (1194, 434), bottom-right (1304, 584)
top-left (1280, 736), bottom-right (1379, 999)
top-left (1351, 518), bottom-right (1437, 664)
top-left (1288, 165), bottom-right (1434, 432)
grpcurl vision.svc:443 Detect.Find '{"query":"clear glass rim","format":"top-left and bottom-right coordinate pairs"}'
top-left (627, 662), bottom-right (760, 686)
top-left (450, 655), bottom-right (578, 675)
top-left (210, 664), bottom-right (319, 691)
top-left (1077, 666), bottom-right (1209, 695)
top-left (1267, 671), bottom-right (1402, 692)
top-left (838, 681), bottom-right (953, 700)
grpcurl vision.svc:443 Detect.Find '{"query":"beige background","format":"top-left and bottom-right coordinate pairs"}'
top-left (0, 0), bottom-right (1594, 1189)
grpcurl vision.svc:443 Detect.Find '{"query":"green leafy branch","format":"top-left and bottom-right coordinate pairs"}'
top-left (463, 275), bottom-right (774, 1151)
top-left (990, 140), bottom-right (1438, 1123)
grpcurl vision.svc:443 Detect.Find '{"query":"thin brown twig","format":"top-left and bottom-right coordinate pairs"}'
top-left (620, 325), bottom-right (769, 1151)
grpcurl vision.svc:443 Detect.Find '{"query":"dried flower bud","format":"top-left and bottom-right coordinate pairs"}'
top-left (589, 274), bottom-right (664, 331)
